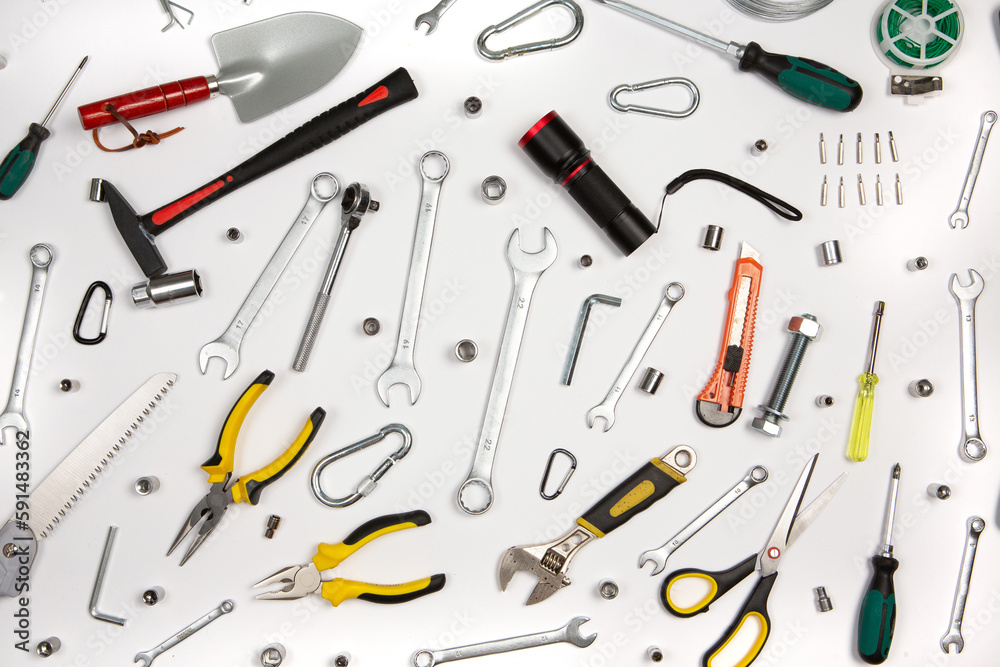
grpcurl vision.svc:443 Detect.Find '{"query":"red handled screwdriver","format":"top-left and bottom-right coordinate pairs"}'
top-left (0, 56), bottom-right (88, 200)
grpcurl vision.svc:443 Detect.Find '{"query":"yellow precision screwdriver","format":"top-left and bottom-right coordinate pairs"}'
top-left (847, 301), bottom-right (885, 462)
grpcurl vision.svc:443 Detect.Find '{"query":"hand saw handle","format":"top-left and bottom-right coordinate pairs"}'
top-left (78, 77), bottom-right (212, 130)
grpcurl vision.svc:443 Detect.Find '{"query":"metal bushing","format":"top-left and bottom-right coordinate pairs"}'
top-left (702, 225), bottom-right (724, 251)
top-left (819, 240), bottom-right (842, 266)
top-left (455, 340), bottom-right (478, 362)
top-left (639, 367), bottom-right (664, 395)
top-left (907, 256), bottom-right (928, 271)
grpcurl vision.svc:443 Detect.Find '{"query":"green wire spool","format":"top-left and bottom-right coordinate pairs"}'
top-left (873, 0), bottom-right (963, 70)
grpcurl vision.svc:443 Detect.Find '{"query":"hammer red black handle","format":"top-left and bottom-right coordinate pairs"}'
top-left (143, 67), bottom-right (418, 234)
top-left (78, 77), bottom-right (214, 130)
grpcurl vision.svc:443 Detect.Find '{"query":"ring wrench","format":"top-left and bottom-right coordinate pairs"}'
top-left (940, 517), bottom-right (985, 654)
top-left (587, 282), bottom-right (685, 431)
top-left (134, 599), bottom-right (234, 666)
top-left (949, 110), bottom-right (996, 229)
top-left (415, 0), bottom-right (458, 34)
top-left (949, 270), bottom-right (987, 461)
top-left (412, 616), bottom-right (595, 666)
top-left (0, 244), bottom-right (54, 447)
top-left (377, 152), bottom-right (449, 406)
top-left (458, 228), bottom-right (557, 515)
top-left (638, 465), bottom-right (768, 575)
top-left (200, 174), bottom-right (339, 379)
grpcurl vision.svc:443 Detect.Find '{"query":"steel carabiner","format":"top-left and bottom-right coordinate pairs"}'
top-left (609, 78), bottom-right (701, 119)
top-left (477, 0), bottom-right (584, 61)
top-left (73, 281), bottom-right (113, 345)
top-left (310, 423), bottom-right (412, 508)
top-left (539, 448), bottom-right (577, 500)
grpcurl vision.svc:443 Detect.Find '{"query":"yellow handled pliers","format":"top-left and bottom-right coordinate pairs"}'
top-left (253, 510), bottom-right (446, 606)
top-left (167, 370), bottom-right (325, 565)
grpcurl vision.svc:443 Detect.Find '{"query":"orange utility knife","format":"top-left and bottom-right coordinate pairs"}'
top-left (697, 242), bottom-right (762, 427)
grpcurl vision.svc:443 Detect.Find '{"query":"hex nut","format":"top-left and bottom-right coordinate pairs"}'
top-left (481, 176), bottom-right (506, 204)
top-left (363, 318), bottom-right (381, 336)
top-left (750, 416), bottom-right (782, 437)
top-left (787, 315), bottom-right (821, 340)
top-left (599, 579), bottom-right (619, 599)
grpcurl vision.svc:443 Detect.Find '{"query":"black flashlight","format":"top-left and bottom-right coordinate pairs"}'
top-left (519, 111), bottom-right (656, 256)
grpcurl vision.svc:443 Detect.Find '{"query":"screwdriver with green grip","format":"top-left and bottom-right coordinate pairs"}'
top-left (0, 56), bottom-right (88, 200)
top-left (593, 0), bottom-right (862, 112)
top-left (847, 301), bottom-right (885, 462)
top-left (858, 463), bottom-right (900, 664)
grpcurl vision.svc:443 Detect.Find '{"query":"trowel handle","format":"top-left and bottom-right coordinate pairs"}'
top-left (77, 77), bottom-right (213, 130)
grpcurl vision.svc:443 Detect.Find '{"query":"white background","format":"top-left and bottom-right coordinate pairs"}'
top-left (1, 0), bottom-right (999, 665)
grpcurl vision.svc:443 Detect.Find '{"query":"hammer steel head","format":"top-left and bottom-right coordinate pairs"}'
top-left (949, 269), bottom-right (985, 301)
top-left (507, 227), bottom-right (558, 275)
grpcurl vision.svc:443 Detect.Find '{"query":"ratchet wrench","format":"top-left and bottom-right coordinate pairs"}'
top-left (134, 599), bottom-right (234, 666)
top-left (638, 465), bottom-right (768, 575)
top-left (949, 270), bottom-right (987, 461)
top-left (377, 151), bottom-right (450, 406)
top-left (949, 110), bottom-right (996, 229)
top-left (412, 616), bottom-right (596, 666)
top-left (587, 282), bottom-right (685, 431)
top-left (415, 0), bottom-right (459, 34)
top-left (458, 228), bottom-right (557, 515)
top-left (0, 244), bottom-right (54, 447)
top-left (940, 517), bottom-right (985, 654)
top-left (200, 173), bottom-right (339, 379)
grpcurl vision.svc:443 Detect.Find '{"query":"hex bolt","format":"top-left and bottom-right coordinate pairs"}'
top-left (815, 395), bottom-right (834, 408)
top-left (908, 379), bottom-right (933, 398)
top-left (815, 586), bottom-right (833, 612)
top-left (362, 318), bottom-right (381, 336)
top-left (751, 314), bottom-right (821, 437)
top-left (36, 637), bottom-right (61, 657)
top-left (599, 579), bottom-right (619, 599)
top-left (647, 646), bottom-right (664, 662)
top-left (928, 484), bottom-right (952, 500)
top-left (142, 586), bottom-right (164, 606)
top-left (335, 652), bottom-right (352, 666)
top-left (265, 515), bottom-right (281, 539)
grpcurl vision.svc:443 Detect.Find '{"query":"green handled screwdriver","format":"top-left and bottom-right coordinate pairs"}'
top-left (593, 0), bottom-right (862, 112)
top-left (847, 301), bottom-right (885, 462)
top-left (858, 463), bottom-right (900, 664)
top-left (0, 55), bottom-right (88, 200)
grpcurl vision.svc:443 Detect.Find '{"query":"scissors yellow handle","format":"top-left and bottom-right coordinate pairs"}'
top-left (660, 553), bottom-right (757, 617)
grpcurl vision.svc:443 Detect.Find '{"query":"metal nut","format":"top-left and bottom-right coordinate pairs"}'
top-left (362, 318), bottom-right (381, 336)
top-left (751, 139), bottom-right (768, 155)
top-left (226, 227), bottom-right (244, 243)
top-left (788, 315), bottom-right (821, 340)
top-left (455, 339), bottom-right (478, 363)
top-left (261, 643), bottom-right (286, 666)
top-left (928, 484), bottom-right (952, 500)
top-left (464, 96), bottom-right (483, 119)
top-left (36, 638), bottom-right (61, 657)
top-left (134, 476), bottom-right (160, 496)
top-left (481, 176), bottom-right (506, 204)
top-left (908, 379), bottom-right (934, 397)
top-left (599, 579), bottom-right (619, 599)
top-left (578, 254), bottom-right (594, 268)
top-left (142, 587), bottom-right (164, 606)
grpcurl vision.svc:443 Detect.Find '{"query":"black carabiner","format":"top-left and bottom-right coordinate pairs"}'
top-left (539, 448), bottom-right (577, 500)
top-left (73, 281), bottom-right (113, 345)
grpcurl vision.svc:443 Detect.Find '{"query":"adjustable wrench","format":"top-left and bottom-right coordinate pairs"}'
top-left (949, 270), bottom-right (987, 461)
top-left (458, 228), bottom-right (557, 515)
top-left (134, 599), bottom-right (234, 666)
top-left (940, 517), bottom-right (985, 654)
top-left (949, 110), bottom-right (996, 229)
top-left (0, 244), bottom-right (54, 447)
top-left (415, 0), bottom-right (458, 34)
top-left (587, 282), bottom-right (685, 431)
top-left (412, 616), bottom-right (596, 666)
top-left (200, 174), bottom-right (339, 379)
top-left (377, 151), bottom-right (449, 406)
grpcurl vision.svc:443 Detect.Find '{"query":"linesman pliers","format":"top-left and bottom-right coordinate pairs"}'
top-left (253, 510), bottom-right (446, 606)
top-left (167, 369), bottom-right (325, 565)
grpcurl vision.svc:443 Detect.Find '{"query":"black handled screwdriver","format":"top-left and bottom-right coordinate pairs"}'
top-left (857, 463), bottom-right (900, 664)
top-left (0, 56), bottom-right (88, 200)
top-left (592, 0), bottom-right (862, 112)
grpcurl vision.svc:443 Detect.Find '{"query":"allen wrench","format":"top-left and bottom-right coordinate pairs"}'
top-left (311, 424), bottom-right (412, 508)
top-left (90, 526), bottom-right (126, 626)
top-left (157, 0), bottom-right (194, 31)
top-left (562, 294), bottom-right (622, 385)
top-left (540, 449), bottom-right (577, 500)
top-left (609, 77), bottom-right (700, 118)
top-left (73, 281), bottom-right (112, 345)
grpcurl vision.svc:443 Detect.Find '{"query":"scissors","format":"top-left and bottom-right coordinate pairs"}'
top-left (660, 454), bottom-right (845, 667)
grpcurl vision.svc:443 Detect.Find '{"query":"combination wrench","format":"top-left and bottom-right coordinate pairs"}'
top-left (949, 270), bottom-right (987, 461)
top-left (587, 282), bottom-right (685, 431)
top-left (638, 465), bottom-right (768, 575)
top-left (458, 228), bottom-right (557, 515)
top-left (134, 599), bottom-right (234, 666)
top-left (940, 517), bottom-right (985, 654)
top-left (412, 616), bottom-right (595, 666)
top-left (949, 110), bottom-right (996, 229)
top-left (415, 0), bottom-right (458, 34)
top-left (0, 244), bottom-right (54, 447)
top-left (200, 173), bottom-right (339, 379)
top-left (377, 151), bottom-right (449, 406)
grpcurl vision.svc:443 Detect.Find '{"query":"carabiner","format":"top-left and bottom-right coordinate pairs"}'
top-left (311, 423), bottom-right (412, 508)
top-left (539, 448), bottom-right (577, 500)
top-left (477, 0), bottom-right (584, 61)
top-left (609, 78), bottom-right (700, 119)
top-left (73, 281), bottom-right (113, 345)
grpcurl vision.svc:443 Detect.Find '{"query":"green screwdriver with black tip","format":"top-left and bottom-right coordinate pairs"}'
top-left (0, 56), bottom-right (88, 200)
top-left (858, 463), bottom-right (900, 664)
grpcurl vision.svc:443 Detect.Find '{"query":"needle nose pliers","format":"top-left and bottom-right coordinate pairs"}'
top-left (253, 510), bottom-right (446, 606)
top-left (167, 369), bottom-right (325, 565)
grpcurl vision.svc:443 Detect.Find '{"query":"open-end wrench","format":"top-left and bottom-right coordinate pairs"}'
top-left (0, 244), bottom-right (54, 447)
top-left (638, 465), bottom-right (768, 575)
top-left (949, 270), bottom-right (987, 461)
top-left (200, 173), bottom-right (339, 379)
top-left (940, 517), bottom-right (985, 654)
top-left (949, 111), bottom-right (996, 229)
top-left (377, 151), bottom-right (449, 406)
top-left (587, 282), bottom-right (684, 431)
top-left (458, 228), bottom-right (557, 515)
top-left (134, 599), bottom-right (234, 666)
top-left (412, 616), bottom-right (596, 666)
top-left (415, 0), bottom-right (458, 34)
